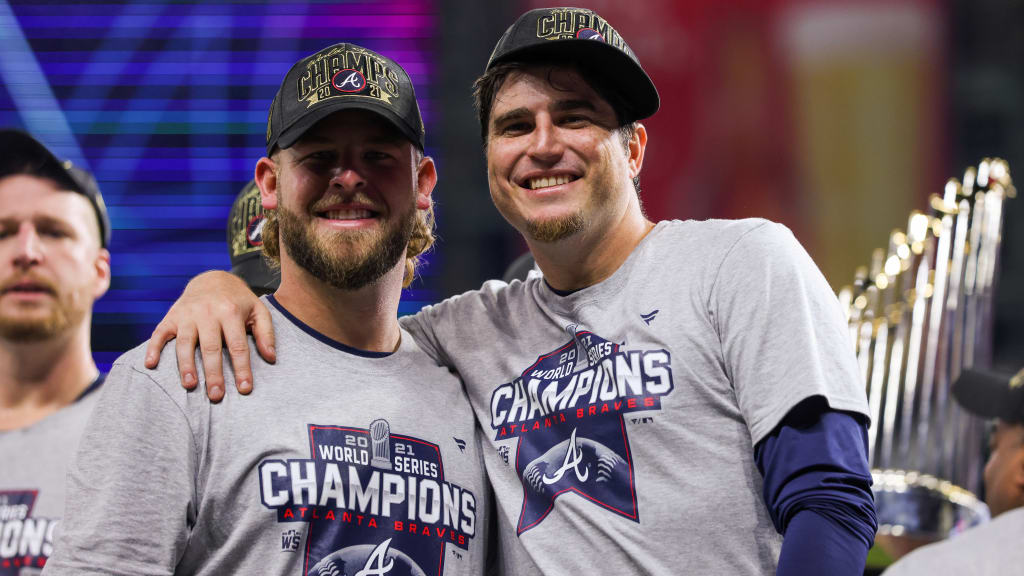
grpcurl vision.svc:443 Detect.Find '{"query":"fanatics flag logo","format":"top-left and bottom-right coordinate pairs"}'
top-left (489, 326), bottom-right (675, 534)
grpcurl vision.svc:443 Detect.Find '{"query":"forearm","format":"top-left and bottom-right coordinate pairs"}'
top-left (777, 509), bottom-right (871, 576)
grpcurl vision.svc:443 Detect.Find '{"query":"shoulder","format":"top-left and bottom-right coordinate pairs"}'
top-left (885, 510), bottom-right (1024, 574)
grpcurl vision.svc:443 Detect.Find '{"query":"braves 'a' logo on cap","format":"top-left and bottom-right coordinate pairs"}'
top-left (490, 326), bottom-right (674, 534)
top-left (246, 216), bottom-right (265, 247)
top-left (332, 69), bottom-right (367, 93)
top-left (575, 28), bottom-right (605, 42)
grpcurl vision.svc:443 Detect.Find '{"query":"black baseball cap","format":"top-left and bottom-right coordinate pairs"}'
top-left (227, 180), bottom-right (280, 294)
top-left (0, 129), bottom-right (111, 248)
top-left (486, 7), bottom-right (660, 123)
top-left (953, 367), bottom-right (1024, 423)
top-left (265, 43), bottom-right (425, 156)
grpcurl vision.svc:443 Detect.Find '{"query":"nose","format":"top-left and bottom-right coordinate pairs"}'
top-left (11, 225), bottom-right (43, 269)
top-left (527, 116), bottom-right (563, 163)
top-left (329, 168), bottom-right (366, 193)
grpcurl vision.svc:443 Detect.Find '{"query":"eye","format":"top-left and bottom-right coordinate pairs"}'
top-left (39, 227), bottom-right (70, 239)
top-left (364, 149), bottom-right (393, 162)
top-left (499, 121), bottom-right (532, 136)
top-left (302, 150), bottom-right (336, 164)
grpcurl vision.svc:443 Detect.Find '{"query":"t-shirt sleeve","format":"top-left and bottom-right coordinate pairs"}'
top-left (44, 358), bottom-right (197, 575)
top-left (400, 306), bottom-right (452, 367)
top-left (711, 222), bottom-right (868, 444)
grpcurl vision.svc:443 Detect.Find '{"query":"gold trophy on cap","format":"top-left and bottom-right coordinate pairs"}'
top-left (837, 159), bottom-right (1015, 561)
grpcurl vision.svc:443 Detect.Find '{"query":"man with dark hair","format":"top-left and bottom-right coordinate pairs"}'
top-left (45, 43), bottom-right (489, 575)
top-left (146, 7), bottom-right (876, 574)
top-left (0, 129), bottom-right (111, 572)
top-left (883, 367), bottom-right (1024, 575)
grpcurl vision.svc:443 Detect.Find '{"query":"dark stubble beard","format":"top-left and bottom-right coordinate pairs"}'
top-left (277, 202), bottom-right (415, 291)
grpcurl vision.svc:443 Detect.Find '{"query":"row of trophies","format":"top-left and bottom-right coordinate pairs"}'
top-left (835, 158), bottom-right (1015, 556)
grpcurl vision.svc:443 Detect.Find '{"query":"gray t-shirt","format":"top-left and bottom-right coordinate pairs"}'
top-left (403, 219), bottom-right (868, 575)
top-left (45, 297), bottom-right (491, 576)
top-left (882, 507), bottom-right (1024, 575)
top-left (0, 381), bottom-right (100, 575)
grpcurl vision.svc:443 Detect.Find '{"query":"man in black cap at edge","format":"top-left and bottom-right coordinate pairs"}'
top-left (884, 366), bottom-right (1024, 575)
top-left (145, 7), bottom-right (877, 575)
top-left (0, 130), bottom-right (111, 572)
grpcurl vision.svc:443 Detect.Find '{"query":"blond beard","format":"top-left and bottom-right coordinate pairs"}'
top-left (277, 203), bottom-right (415, 291)
top-left (0, 296), bottom-right (85, 342)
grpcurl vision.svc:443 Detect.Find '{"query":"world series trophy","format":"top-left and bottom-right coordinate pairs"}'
top-left (836, 159), bottom-right (1015, 561)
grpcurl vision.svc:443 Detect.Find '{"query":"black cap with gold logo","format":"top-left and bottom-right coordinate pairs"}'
top-left (227, 180), bottom-right (279, 294)
top-left (265, 43), bottom-right (425, 155)
top-left (487, 7), bottom-right (659, 123)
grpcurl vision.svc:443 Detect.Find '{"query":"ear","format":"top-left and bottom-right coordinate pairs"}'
top-left (628, 123), bottom-right (648, 181)
top-left (1012, 430), bottom-right (1024, 491)
top-left (92, 248), bottom-right (111, 300)
top-left (255, 156), bottom-right (279, 210)
top-left (415, 155), bottom-right (437, 211)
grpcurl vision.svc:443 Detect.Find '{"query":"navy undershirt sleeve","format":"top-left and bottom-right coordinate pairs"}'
top-left (754, 396), bottom-right (878, 576)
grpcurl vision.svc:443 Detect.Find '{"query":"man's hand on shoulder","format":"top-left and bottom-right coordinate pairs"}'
top-left (144, 270), bottom-right (275, 402)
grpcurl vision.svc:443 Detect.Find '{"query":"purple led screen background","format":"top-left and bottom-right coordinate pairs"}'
top-left (0, 0), bottom-right (438, 371)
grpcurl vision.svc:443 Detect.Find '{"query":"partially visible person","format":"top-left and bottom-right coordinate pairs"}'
top-left (0, 129), bottom-right (111, 573)
top-left (44, 43), bottom-right (490, 575)
top-left (883, 366), bottom-right (1024, 575)
top-left (227, 179), bottom-right (280, 295)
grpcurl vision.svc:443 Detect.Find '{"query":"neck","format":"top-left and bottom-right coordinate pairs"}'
top-left (273, 254), bottom-right (405, 354)
top-left (0, 317), bottom-right (99, 431)
top-left (529, 200), bottom-right (655, 292)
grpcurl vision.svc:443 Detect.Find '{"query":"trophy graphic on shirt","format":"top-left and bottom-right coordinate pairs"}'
top-left (370, 418), bottom-right (393, 470)
top-left (837, 159), bottom-right (1014, 559)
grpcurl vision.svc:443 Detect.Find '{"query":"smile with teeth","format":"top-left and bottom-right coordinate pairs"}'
top-left (526, 175), bottom-right (577, 190)
top-left (319, 209), bottom-right (376, 221)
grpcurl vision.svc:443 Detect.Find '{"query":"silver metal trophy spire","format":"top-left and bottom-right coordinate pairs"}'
top-left (838, 159), bottom-right (1015, 560)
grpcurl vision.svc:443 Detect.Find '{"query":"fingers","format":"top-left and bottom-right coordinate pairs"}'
top-left (222, 316), bottom-right (253, 395)
top-left (145, 319), bottom-right (177, 369)
top-left (250, 299), bottom-right (277, 365)
top-left (174, 321), bottom-right (200, 391)
top-left (196, 316), bottom-right (226, 403)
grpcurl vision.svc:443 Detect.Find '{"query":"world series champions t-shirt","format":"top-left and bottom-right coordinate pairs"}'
top-left (45, 297), bottom-right (491, 576)
top-left (0, 377), bottom-right (102, 575)
top-left (402, 219), bottom-right (869, 575)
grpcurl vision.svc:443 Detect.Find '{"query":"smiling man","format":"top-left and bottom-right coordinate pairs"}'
top-left (145, 7), bottom-right (877, 575)
top-left (44, 44), bottom-right (490, 576)
top-left (0, 129), bottom-right (111, 574)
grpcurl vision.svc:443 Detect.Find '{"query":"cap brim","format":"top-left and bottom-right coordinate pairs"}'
top-left (489, 40), bottom-right (660, 122)
top-left (952, 368), bottom-right (1024, 421)
top-left (272, 99), bottom-right (423, 155)
top-left (231, 255), bottom-right (281, 293)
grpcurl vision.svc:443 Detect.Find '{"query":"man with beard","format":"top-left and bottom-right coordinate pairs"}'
top-left (44, 43), bottom-right (490, 576)
top-left (144, 7), bottom-right (876, 575)
top-left (0, 129), bottom-right (111, 574)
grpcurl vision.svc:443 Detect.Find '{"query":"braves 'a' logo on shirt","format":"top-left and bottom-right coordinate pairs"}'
top-left (490, 326), bottom-right (674, 534)
top-left (0, 490), bottom-right (55, 574)
top-left (258, 420), bottom-right (477, 575)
